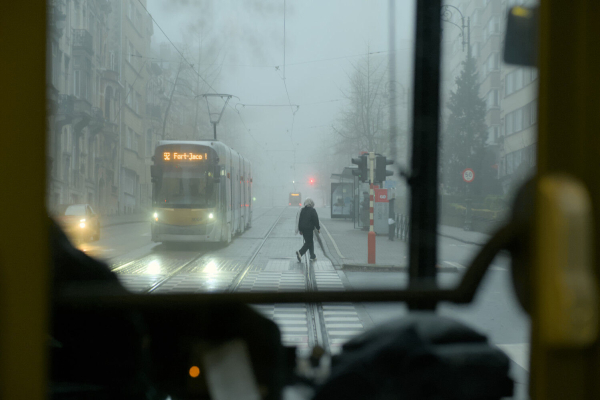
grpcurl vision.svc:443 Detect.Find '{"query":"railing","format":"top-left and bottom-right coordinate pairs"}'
top-left (58, 94), bottom-right (74, 115)
top-left (73, 98), bottom-right (92, 115)
top-left (396, 214), bottom-right (410, 241)
top-left (72, 29), bottom-right (93, 54)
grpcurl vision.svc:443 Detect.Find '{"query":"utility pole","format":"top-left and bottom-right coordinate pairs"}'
top-left (368, 151), bottom-right (376, 264)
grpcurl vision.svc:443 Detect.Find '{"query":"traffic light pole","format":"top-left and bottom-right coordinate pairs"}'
top-left (368, 151), bottom-right (376, 264)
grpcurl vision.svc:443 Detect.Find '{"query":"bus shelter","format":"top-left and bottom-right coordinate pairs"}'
top-left (330, 167), bottom-right (357, 220)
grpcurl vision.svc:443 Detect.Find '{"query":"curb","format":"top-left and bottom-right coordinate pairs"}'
top-left (315, 230), bottom-right (342, 269)
top-left (341, 263), bottom-right (459, 272)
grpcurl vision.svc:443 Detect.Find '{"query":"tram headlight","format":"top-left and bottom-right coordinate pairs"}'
top-left (80, 218), bottom-right (86, 222)
top-left (208, 213), bottom-right (214, 219)
top-left (153, 212), bottom-right (158, 222)
top-left (79, 222), bottom-right (86, 228)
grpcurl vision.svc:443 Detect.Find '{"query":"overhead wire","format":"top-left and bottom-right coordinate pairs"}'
top-left (136, 0), bottom-right (261, 147)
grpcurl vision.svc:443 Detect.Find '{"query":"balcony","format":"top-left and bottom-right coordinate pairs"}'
top-left (72, 29), bottom-right (93, 55)
top-left (58, 94), bottom-right (74, 116)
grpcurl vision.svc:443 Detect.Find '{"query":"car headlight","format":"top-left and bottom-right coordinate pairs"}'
top-left (208, 213), bottom-right (214, 219)
top-left (79, 222), bottom-right (86, 228)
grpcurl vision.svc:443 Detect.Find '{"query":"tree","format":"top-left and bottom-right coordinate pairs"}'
top-left (441, 55), bottom-right (489, 195)
top-left (332, 56), bottom-right (389, 156)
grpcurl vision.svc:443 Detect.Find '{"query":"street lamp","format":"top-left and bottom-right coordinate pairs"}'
top-left (200, 93), bottom-right (233, 140)
top-left (441, 5), bottom-right (470, 56)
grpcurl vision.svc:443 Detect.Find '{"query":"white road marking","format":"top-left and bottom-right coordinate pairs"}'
top-left (321, 223), bottom-right (346, 259)
top-left (497, 343), bottom-right (530, 371)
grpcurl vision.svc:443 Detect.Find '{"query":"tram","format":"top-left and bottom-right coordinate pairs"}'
top-left (150, 140), bottom-right (252, 243)
top-left (289, 192), bottom-right (302, 206)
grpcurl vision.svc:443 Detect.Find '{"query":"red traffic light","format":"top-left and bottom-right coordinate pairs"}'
top-left (309, 178), bottom-right (315, 185)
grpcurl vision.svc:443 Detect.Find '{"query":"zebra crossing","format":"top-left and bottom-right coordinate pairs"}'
top-left (114, 255), bottom-right (366, 355)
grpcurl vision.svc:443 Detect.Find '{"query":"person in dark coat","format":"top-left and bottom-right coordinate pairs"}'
top-left (296, 198), bottom-right (320, 261)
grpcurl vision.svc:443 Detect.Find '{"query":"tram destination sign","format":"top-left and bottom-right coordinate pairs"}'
top-left (162, 151), bottom-right (208, 162)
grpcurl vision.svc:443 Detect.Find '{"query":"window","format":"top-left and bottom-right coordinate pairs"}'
top-left (483, 16), bottom-right (500, 42)
top-left (135, 133), bottom-right (142, 153)
top-left (514, 108), bottom-right (523, 132)
top-left (146, 130), bottom-right (153, 156)
top-left (74, 70), bottom-right (81, 97)
top-left (482, 53), bottom-right (499, 77)
top-left (126, 127), bottom-right (133, 149)
top-left (470, 42), bottom-right (480, 59)
top-left (486, 89), bottom-right (499, 109)
top-left (505, 68), bottom-right (527, 96)
top-left (505, 112), bottom-right (514, 135)
top-left (507, 152), bottom-right (514, 174)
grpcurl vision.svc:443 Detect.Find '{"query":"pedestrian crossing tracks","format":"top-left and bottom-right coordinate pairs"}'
top-left (242, 260), bottom-right (365, 355)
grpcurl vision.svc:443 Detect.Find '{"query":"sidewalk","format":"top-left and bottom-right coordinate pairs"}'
top-left (316, 208), bottom-right (490, 270)
top-left (316, 213), bottom-right (408, 270)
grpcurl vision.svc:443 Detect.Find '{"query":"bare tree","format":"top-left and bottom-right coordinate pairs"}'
top-left (332, 55), bottom-right (389, 156)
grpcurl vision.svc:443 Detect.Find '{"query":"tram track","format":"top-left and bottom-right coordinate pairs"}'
top-left (107, 206), bottom-right (331, 354)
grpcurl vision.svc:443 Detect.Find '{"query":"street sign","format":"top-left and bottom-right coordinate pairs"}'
top-left (462, 168), bottom-right (475, 183)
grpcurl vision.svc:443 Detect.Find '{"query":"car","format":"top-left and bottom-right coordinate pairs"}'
top-left (53, 204), bottom-right (101, 244)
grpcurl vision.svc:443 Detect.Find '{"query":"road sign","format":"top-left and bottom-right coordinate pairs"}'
top-left (462, 168), bottom-right (475, 183)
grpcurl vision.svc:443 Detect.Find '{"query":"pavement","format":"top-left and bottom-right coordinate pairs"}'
top-left (316, 207), bottom-right (491, 270)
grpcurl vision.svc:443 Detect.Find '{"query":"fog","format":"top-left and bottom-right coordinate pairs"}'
top-left (147, 0), bottom-right (415, 206)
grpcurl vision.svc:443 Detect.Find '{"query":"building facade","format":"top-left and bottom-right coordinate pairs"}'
top-left (442, 0), bottom-right (538, 195)
top-left (47, 0), bottom-right (165, 216)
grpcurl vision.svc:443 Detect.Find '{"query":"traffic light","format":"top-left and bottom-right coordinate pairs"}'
top-left (351, 154), bottom-right (368, 182)
top-left (309, 178), bottom-right (315, 185)
top-left (375, 155), bottom-right (394, 183)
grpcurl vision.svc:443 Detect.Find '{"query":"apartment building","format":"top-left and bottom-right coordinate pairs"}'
top-left (442, 0), bottom-right (538, 195)
top-left (47, 0), bottom-right (119, 214)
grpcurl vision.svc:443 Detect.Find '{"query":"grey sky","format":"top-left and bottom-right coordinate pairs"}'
top-left (146, 0), bottom-right (415, 201)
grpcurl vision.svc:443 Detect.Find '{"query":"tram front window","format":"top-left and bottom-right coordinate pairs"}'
top-left (42, 1), bottom-right (540, 398)
top-left (156, 167), bottom-right (217, 208)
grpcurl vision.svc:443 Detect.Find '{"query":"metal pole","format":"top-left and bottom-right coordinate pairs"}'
top-left (213, 122), bottom-right (217, 140)
top-left (368, 151), bottom-right (376, 264)
top-left (388, 0), bottom-right (398, 165)
top-left (408, 0), bottom-right (442, 304)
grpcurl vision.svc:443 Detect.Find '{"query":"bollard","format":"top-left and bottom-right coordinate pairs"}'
top-left (368, 230), bottom-right (376, 264)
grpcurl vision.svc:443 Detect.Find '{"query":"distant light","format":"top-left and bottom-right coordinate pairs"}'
top-left (289, 203), bottom-right (291, 205)
top-left (209, 213), bottom-right (214, 219)
top-left (80, 218), bottom-right (86, 222)
top-left (512, 6), bottom-right (530, 17)
top-left (153, 212), bottom-right (158, 218)
top-left (253, 197), bottom-right (256, 201)
top-left (189, 366), bottom-right (201, 378)
top-left (79, 222), bottom-right (86, 228)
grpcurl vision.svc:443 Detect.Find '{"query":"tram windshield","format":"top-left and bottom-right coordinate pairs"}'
top-left (43, 1), bottom-right (540, 393)
top-left (155, 165), bottom-right (217, 208)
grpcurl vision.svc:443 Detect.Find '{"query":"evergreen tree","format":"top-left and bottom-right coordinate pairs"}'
top-left (442, 55), bottom-right (489, 195)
